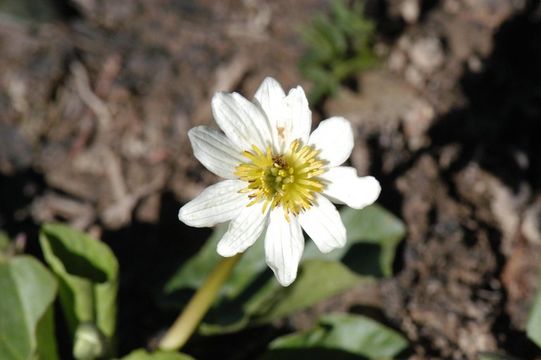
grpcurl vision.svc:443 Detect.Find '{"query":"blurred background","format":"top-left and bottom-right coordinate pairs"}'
top-left (1, 0), bottom-right (541, 359)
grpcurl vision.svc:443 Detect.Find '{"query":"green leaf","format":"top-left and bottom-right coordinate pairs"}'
top-left (0, 231), bottom-right (10, 262)
top-left (120, 349), bottom-right (195, 360)
top-left (527, 268), bottom-right (541, 347)
top-left (300, 16), bottom-right (338, 62)
top-left (39, 223), bottom-right (119, 352)
top-left (0, 231), bottom-right (9, 253)
top-left (247, 260), bottom-right (361, 324)
top-left (299, 65), bottom-right (339, 104)
top-left (0, 256), bottom-right (59, 360)
top-left (200, 259), bottom-right (361, 335)
top-left (299, 0), bottom-right (377, 106)
top-left (313, 16), bottom-right (347, 57)
top-left (332, 54), bottom-right (378, 81)
top-left (35, 305), bottom-right (59, 360)
top-left (339, 205), bottom-right (405, 277)
top-left (164, 205), bottom-right (404, 335)
top-left (164, 223), bottom-right (268, 300)
top-left (264, 313), bottom-right (408, 359)
top-left (300, 204), bottom-right (405, 278)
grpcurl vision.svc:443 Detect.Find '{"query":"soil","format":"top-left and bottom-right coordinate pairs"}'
top-left (1, 0), bottom-right (541, 359)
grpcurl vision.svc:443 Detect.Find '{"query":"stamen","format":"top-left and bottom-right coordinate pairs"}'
top-left (235, 140), bottom-right (326, 218)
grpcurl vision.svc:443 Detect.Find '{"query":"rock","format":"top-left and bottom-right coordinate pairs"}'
top-left (388, 49), bottom-right (407, 72)
top-left (400, 0), bottom-right (420, 24)
top-left (402, 99), bottom-right (435, 150)
top-left (325, 70), bottom-right (421, 133)
top-left (404, 65), bottom-right (424, 87)
top-left (409, 37), bottom-right (445, 74)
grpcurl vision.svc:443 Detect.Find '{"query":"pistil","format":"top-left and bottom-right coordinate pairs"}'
top-left (235, 139), bottom-right (326, 218)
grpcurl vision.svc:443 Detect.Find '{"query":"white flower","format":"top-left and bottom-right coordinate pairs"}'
top-left (179, 77), bottom-right (381, 286)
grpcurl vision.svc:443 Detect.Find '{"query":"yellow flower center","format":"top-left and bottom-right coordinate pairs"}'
top-left (235, 139), bottom-right (326, 218)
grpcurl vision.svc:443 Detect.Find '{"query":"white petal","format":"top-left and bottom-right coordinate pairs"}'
top-left (188, 126), bottom-right (245, 179)
top-left (253, 79), bottom-right (312, 152)
top-left (178, 180), bottom-right (248, 227)
top-left (254, 77), bottom-right (286, 119)
top-left (253, 77), bottom-right (287, 152)
top-left (284, 86), bottom-right (311, 146)
top-left (217, 201), bottom-right (269, 257)
top-left (298, 194), bottom-right (346, 253)
top-left (308, 117), bottom-right (354, 167)
top-left (212, 92), bottom-right (273, 151)
top-left (321, 167), bottom-right (381, 209)
top-left (265, 207), bottom-right (304, 286)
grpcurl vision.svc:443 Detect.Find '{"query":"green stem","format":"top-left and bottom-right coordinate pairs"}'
top-left (158, 254), bottom-right (242, 351)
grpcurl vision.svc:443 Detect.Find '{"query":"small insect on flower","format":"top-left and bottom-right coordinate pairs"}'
top-left (179, 77), bottom-right (381, 286)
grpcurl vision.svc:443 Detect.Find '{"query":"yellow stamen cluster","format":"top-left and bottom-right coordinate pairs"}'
top-left (235, 139), bottom-right (326, 218)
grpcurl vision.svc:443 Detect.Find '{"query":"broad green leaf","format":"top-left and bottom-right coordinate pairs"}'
top-left (0, 231), bottom-right (10, 262)
top-left (340, 204), bottom-right (405, 277)
top-left (302, 204), bottom-right (405, 277)
top-left (527, 268), bottom-right (541, 347)
top-left (35, 305), bottom-right (60, 360)
top-left (264, 313), bottom-right (408, 359)
top-left (164, 223), bottom-right (268, 300)
top-left (40, 223), bottom-right (119, 352)
top-left (121, 349), bottom-right (194, 360)
top-left (165, 205), bottom-right (404, 335)
top-left (0, 256), bottom-right (59, 360)
top-left (246, 260), bottom-right (361, 324)
top-left (0, 231), bottom-right (9, 253)
top-left (200, 259), bottom-right (361, 335)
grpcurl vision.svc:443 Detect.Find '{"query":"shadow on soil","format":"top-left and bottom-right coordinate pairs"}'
top-left (429, 1), bottom-right (541, 192)
top-left (426, 1), bottom-right (541, 357)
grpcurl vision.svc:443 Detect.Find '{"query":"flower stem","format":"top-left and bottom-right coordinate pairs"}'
top-left (158, 253), bottom-right (242, 351)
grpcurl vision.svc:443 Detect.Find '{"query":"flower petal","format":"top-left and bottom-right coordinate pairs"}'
top-left (298, 194), bottom-right (346, 253)
top-left (217, 201), bottom-right (269, 257)
top-left (188, 126), bottom-right (245, 179)
top-left (265, 207), bottom-right (304, 286)
top-left (253, 77), bottom-right (287, 152)
top-left (254, 77), bottom-right (286, 121)
top-left (178, 180), bottom-right (248, 227)
top-left (308, 117), bottom-right (354, 167)
top-left (321, 167), bottom-right (381, 209)
top-left (212, 92), bottom-right (273, 151)
top-left (284, 86), bottom-right (311, 145)
top-left (253, 78), bottom-right (312, 152)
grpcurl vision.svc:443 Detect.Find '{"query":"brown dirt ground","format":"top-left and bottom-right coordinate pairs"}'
top-left (1, 0), bottom-right (541, 359)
